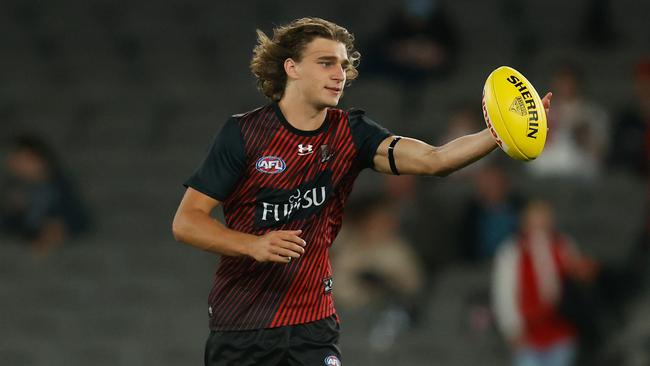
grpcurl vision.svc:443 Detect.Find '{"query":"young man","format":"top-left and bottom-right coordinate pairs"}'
top-left (172, 17), bottom-right (551, 366)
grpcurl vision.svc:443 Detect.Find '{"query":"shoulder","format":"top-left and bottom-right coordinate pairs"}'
top-left (496, 237), bottom-right (519, 259)
top-left (324, 107), bottom-right (367, 121)
top-left (231, 104), bottom-right (273, 124)
top-left (232, 104), bottom-right (269, 118)
top-left (343, 107), bottom-right (381, 129)
top-left (555, 232), bottom-right (574, 245)
top-left (224, 104), bottom-right (276, 136)
top-left (555, 233), bottom-right (578, 252)
top-left (345, 107), bottom-right (367, 121)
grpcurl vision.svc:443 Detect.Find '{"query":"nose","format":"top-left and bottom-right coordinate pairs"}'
top-left (332, 64), bottom-right (345, 81)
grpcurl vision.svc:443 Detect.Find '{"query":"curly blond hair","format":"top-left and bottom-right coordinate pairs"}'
top-left (250, 17), bottom-right (360, 101)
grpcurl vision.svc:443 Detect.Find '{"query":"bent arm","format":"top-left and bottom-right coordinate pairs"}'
top-left (172, 187), bottom-right (256, 257)
top-left (373, 129), bottom-right (498, 176)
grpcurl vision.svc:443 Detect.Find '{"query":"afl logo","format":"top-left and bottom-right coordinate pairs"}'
top-left (256, 156), bottom-right (286, 174)
top-left (324, 355), bottom-right (341, 366)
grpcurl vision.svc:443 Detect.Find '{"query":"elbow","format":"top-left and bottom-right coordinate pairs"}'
top-left (172, 214), bottom-right (188, 243)
top-left (433, 169), bottom-right (453, 178)
top-left (425, 148), bottom-right (455, 177)
top-left (172, 226), bottom-right (183, 243)
top-left (172, 222), bottom-right (183, 242)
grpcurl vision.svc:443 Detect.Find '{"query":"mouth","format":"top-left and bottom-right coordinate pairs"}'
top-left (325, 86), bottom-right (342, 94)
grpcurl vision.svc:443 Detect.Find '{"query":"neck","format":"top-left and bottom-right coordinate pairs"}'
top-left (278, 90), bottom-right (328, 131)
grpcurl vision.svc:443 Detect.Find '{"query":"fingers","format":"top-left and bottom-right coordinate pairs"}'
top-left (267, 248), bottom-right (299, 264)
top-left (542, 92), bottom-right (552, 108)
top-left (274, 238), bottom-right (305, 257)
top-left (278, 231), bottom-right (307, 247)
top-left (541, 92), bottom-right (552, 121)
top-left (268, 254), bottom-right (294, 264)
top-left (261, 230), bottom-right (307, 264)
top-left (273, 247), bottom-right (302, 259)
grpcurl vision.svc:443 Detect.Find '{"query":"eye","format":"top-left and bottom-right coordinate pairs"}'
top-left (319, 61), bottom-right (333, 67)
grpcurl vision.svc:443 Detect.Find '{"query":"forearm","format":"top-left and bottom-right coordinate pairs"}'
top-left (172, 208), bottom-right (257, 257)
top-left (429, 129), bottom-right (497, 176)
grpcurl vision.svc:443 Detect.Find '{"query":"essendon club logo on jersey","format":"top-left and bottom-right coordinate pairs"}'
top-left (256, 156), bottom-right (286, 174)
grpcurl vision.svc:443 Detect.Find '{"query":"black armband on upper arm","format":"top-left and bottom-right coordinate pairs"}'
top-left (388, 136), bottom-right (402, 175)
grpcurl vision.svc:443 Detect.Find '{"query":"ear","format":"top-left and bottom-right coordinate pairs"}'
top-left (284, 58), bottom-right (300, 80)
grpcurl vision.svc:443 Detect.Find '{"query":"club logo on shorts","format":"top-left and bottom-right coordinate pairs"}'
top-left (256, 156), bottom-right (286, 174)
top-left (324, 355), bottom-right (341, 366)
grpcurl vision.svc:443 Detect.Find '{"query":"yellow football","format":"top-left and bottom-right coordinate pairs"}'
top-left (482, 66), bottom-right (547, 161)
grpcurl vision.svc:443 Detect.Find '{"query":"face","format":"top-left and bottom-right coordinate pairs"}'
top-left (6, 149), bottom-right (48, 182)
top-left (522, 201), bottom-right (554, 234)
top-left (286, 37), bottom-right (350, 109)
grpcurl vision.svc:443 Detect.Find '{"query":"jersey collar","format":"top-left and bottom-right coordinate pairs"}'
top-left (272, 102), bottom-right (331, 137)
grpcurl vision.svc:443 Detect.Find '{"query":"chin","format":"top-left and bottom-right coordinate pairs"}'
top-left (324, 97), bottom-right (341, 108)
top-left (315, 100), bottom-right (339, 110)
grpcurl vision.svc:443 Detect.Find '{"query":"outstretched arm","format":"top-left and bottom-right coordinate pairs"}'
top-left (373, 130), bottom-right (497, 176)
top-left (373, 92), bottom-right (552, 177)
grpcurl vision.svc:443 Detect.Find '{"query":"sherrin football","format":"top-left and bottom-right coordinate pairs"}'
top-left (482, 66), bottom-right (547, 161)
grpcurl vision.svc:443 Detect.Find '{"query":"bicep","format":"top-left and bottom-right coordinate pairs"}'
top-left (372, 136), bottom-right (441, 176)
top-left (177, 187), bottom-right (222, 215)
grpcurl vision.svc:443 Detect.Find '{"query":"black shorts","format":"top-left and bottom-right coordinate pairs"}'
top-left (204, 316), bottom-right (342, 366)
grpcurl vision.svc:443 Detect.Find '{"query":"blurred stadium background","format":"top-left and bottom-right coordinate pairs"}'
top-left (0, 0), bottom-right (648, 365)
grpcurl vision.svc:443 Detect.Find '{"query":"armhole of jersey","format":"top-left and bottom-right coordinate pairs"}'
top-left (347, 108), bottom-right (365, 155)
top-left (226, 116), bottom-right (248, 199)
top-left (347, 108), bottom-right (392, 170)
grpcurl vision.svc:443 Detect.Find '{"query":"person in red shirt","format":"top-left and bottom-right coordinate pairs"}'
top-left (492, 200), bottom-right (596, 366)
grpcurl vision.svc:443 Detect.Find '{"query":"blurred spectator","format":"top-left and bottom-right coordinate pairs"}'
top-left (492, 200), bottom-right (597, 366)
top-left (383, 174), bottom-right (420, 241)
top-left (362, 0), bottom-right (459, 113)
top-left (0, 135), bottom-right (90, 255)
top-left (441, 102), bottom-right (484, 142)
top-left (332, 194), bottom-right (424, 351)
top-left (609, 58), bottom-right (650, 178)
top-left (459, 160), bottom-right (522, 262)
top-left (527, 62), bottom-right (609, 180)
top-left (440, 102), bottom-right (487, 179)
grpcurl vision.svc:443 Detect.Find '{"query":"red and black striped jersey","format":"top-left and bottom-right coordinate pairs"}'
top-left (184, 102), bottom-right (390, 331)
